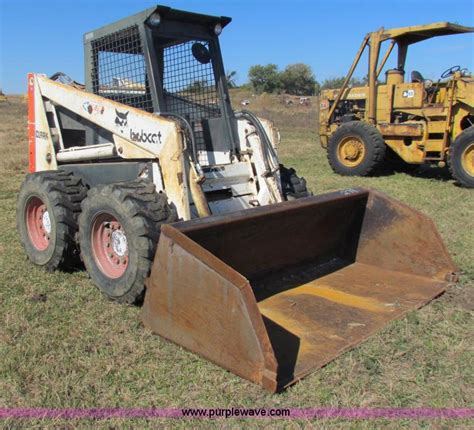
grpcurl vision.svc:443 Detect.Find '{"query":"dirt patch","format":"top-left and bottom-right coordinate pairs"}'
top-left (441, 283), bottom-right (474, 311)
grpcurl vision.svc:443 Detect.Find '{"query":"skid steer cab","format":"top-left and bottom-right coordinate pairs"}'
top-left (319, 22), bottom-right (474, 187)
top-left (19, 5), bottom-right (309, 303)
top-left (18, 6), bottom-right (458, 392)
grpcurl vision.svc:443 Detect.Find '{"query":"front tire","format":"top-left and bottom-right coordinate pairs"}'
top-left (448, 127), bottom-right (474, 188)
top-left (78, 180), bottom-right (177, 304)
top-left (327, 121), bottom-right (386, 176)
top-left (17, 171), bottom-right (87, 271)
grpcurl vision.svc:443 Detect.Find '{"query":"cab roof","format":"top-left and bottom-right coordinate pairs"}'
top-left (86, 5), bottom-right (231, 42)
top-left (376, 22), bottom-right (473, 44)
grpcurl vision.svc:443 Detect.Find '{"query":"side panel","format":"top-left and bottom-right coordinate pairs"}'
top-left (60, 162), bottom-right (153, 188)
top-left (393, 83), bottom-right (424, 109)
top-left (27, 74), bottom-right (35, 172)
top-left (29, 74), bottom-right (57, 172)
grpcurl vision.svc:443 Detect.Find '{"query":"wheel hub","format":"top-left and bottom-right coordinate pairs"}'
top-left (462, 143), bottom-right (474, 177)
top-left (91, 214), bottom-right (129, 279)
top-left (42, 211), bottom-right (51, 234)
top-left (25, 197), bottom-right (51, 251)
top-left (344, 142), bottom-right (360, 160)
top-left (111, 229), bottom-right (128, 257)
top-left (337, 137), bottom-right (366, 167)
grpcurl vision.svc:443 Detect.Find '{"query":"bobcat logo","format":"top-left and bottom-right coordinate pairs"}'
top-left (115, 109), bottom-right (129, 132)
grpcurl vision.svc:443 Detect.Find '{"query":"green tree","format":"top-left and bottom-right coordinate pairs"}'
top-left (320, 76), bottom-right (369, 91)
top-left (320, 77), bottom-right (346, 91)
top-left (248, 64), bottom-right (281, 94)
top-left (350, 75), bottom-right (369, 86)
top-left (280, 63), bottom-right (318, 96)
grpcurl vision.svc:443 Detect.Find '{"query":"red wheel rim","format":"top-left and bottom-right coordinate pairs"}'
top-left (91, 213), bottom-right (129, 279)
top-left (25, 197), bottom-right (51, 251)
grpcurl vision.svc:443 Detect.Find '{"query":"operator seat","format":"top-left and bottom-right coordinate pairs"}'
top-left (411, 70), bottom-right (424, 83)
top-left (411, 70), bottom-right (438, 103)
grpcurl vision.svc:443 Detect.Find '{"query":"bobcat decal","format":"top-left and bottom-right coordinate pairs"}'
top-left (115, 109), bottom-right (129, 132)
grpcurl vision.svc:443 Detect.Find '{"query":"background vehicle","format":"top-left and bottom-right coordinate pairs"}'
top-left (17, 6), bottom-right (457, 391)
top-left (319, 23), bottom-right (474, 187)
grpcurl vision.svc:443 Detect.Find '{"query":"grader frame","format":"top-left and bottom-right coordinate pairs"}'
top-left (319, 22), bottom-right (474, 180)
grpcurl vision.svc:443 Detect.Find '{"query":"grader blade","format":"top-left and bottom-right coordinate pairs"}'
top-left (142, 188), bottom-right (458, 392)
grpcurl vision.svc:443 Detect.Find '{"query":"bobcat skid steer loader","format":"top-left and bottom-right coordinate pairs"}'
top-left (18, 5), bottom-right (458, 391)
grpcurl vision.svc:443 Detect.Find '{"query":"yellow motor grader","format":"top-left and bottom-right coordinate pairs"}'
top-left (18, 6), bottom-right (458, 391)
top-left (319, 22), bottom-right (474, 187)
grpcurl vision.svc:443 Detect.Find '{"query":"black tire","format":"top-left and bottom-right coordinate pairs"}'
top-left (78, 180), bottom-right (177, 304)
top-left (17, 171), bottom-right (87, 271)
top-left (448, 126), bottom-right (474, 188)
top-left (279, 164), bottom-right (310, 200)
top-left (327, 121), bottom-right (386, 176)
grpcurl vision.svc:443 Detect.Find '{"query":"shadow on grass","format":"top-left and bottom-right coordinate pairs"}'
top-left (371, 164), bottom-right (454, 182)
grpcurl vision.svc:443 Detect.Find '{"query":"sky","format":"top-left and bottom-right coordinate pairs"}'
top-left (0, 0), bottom-right (473, 94)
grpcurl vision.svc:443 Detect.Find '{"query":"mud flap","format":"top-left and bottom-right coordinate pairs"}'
top-left (142, 188), bottom-right (458, 392)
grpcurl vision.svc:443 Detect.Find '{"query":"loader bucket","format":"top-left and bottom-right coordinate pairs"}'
top-left (142, 188), bottom-right (458, 392)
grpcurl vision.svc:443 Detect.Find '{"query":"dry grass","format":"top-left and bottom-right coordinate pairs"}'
top-left (0, 95), bottom-right (472, 429)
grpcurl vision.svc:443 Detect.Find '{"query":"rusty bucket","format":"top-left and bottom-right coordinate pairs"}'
top-left (142, 188), bottom-right (458, 392)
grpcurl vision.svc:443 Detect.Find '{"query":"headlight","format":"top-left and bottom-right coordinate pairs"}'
top-left (214, 23), bottom-right (223, 35)
top-left (149, 13), bottom-right (161, 26)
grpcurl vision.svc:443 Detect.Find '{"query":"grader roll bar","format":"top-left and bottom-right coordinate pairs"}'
top-left (142, 188), bottom-right (458, 391)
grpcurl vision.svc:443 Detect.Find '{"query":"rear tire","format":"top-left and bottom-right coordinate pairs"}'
top-left (17, 171), bottom-right (87, 271)
top-left (448, 126), bottom-right (474, 188)
top-left (327, 121), bottom-right (386, 176)
top-left (78, 180), bottom-right (177, 304)
top-left (279, 164), bottom-right (310, 200)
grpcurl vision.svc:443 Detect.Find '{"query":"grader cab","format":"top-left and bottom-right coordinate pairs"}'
top-left (319, 22), bottom-right (474, 187)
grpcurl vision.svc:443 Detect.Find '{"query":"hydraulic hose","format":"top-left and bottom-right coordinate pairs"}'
top-left (235, 110), bottom-right (278, 176)
top-left (158, 112), bottom-right (200, 172)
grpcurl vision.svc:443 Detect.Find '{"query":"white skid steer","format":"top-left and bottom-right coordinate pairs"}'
top-left (18, 5), bottom-right (458, 391)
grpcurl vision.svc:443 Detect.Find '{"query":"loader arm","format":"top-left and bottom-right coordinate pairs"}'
top-left (35, 75), bottom-right (178, 158)
top-left (31, 73), bottom-right (193, 219)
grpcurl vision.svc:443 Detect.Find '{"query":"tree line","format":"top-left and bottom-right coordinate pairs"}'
top-left (228, 63), bottom-right (368, 96)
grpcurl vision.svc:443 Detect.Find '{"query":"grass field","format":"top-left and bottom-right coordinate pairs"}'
top-left (0, 94), bottom-right (473, 429)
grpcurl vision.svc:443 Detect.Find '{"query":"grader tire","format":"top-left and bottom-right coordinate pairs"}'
top-left (448, 126), bottom-right (474, 188)
top-left (328, 121), bottom-right (386, 176)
